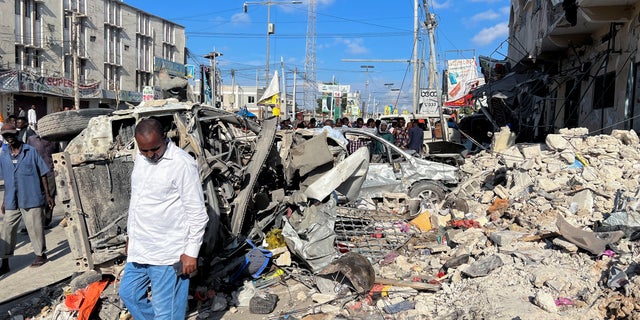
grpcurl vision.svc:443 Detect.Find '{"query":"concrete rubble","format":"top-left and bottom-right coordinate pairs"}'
top-left (5, 127), bottom-right (640, 320)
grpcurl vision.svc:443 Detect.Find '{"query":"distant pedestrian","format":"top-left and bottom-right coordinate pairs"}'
top-left (355, 117), bottom-right (364, 128)
top-left (16, 117), bottom-right (35, 143)
top-left (17, 107), bottom-right (25, 118)
top-left (308, 118), bottom-right (317, 129)
top-left (28, 105), bottom-right (37, 130)
top-left (407, 120), bottom-right (424, 154)
top-left (342, 117), bottom-right (350, 128)
top-left (394, 118), bottom-right (409, 148)
top-left (0, 124), bottom-right (55, 276)
top-left (373, 121), bottom-right (394, 155)
top-left (119, 118), bottom-right (209, 319)
top-left (367, 118), bottom-right (376, 128)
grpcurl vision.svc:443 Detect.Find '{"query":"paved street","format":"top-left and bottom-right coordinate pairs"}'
top-left (0, 187), bottom-right (75, 307)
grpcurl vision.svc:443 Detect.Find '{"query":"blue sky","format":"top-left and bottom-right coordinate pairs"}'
top-left (125, 0), bottom-right (510, 111)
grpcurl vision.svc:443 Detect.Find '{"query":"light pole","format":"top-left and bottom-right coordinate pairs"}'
top-left (360, 65), bottom-right (374, 117)
top-left (244, 1), bottom-right (302, 88)
top-left (204, 51), bottom-right (223, 107)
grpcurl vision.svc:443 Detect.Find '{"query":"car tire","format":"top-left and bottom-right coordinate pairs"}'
top-left (38, 108), bottom-right (114, 141)
top-left (408, 181), bottom-right (446, 217)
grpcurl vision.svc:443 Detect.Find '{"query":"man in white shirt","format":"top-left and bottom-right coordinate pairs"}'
top-left (27, 105), bottom-right (37, 130)
top-left (119, 118), bottom-right (209, 320)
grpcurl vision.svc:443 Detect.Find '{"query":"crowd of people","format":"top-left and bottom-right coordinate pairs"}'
top-left (279, 115), bottom-right (431, 155)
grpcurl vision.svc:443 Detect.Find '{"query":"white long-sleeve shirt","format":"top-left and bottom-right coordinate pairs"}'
top-left (126, 140), bottom-right (209, 265)
top-left (28, 109), bottom-right (37, 126)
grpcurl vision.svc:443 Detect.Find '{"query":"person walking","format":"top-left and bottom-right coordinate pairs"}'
top-left (118, 118), bottom-right (209, 320)
top-left (0, 124), bottom-right (54, 275)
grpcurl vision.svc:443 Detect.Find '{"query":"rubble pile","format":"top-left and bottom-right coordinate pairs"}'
top-left (7, 127), bottom-right (640, 320)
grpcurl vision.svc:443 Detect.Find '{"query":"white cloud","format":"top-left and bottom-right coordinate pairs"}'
top-left (471, 22), bottom-right (509, 46)
top-left (431, 0), bottom-right (452, 9)
top-left (470, 10), bottom-right (500, 22)
top-left (469, 0), bottom-right (505, 3)
top-left (340, 38), bottom-right (369, 55)
top-left (500, 6), bottom-right (510, 15)
top-left (320, 38), bottom-right (369, 55)
top-left (230, 12), bottom-right (251, 25)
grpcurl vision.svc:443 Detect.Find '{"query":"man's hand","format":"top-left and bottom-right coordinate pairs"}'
top-left (45, 194), bottom-right (55, 210)
top-left (180, 254), bottom-right (197, 275)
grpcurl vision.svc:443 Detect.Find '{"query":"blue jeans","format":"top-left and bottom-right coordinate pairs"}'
top-left (119, 262), bottom-right (189, 320)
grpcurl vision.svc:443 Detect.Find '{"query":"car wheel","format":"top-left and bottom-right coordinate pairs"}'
top-left (38, 108), bottom-right (114, 141)
top-left (407, 181), bottom-right (446, 217)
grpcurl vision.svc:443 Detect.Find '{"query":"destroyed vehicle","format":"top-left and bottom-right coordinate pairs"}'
top-left (292, 127), bottom-right (459, 213)
top-left (50, 100), bottom-right (280, 274)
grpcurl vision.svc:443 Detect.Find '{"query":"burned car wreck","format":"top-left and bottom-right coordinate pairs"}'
top-left (44, 99), bottom-right (460, 318)
top-left (52, 100), bottom-right (272, 273)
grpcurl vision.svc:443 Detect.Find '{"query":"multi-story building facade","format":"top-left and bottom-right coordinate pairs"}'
top-left (496, 0), bottom-right (638, 141)
top-left (0, 0), bottom-right (185, 119)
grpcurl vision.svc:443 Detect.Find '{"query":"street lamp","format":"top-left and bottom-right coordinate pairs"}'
top-left (243, 1), bottom-right (302, 88)
top-left (360, 65), bottom-right (374, 116)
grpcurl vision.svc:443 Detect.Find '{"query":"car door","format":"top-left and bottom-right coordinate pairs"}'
top-left (359, 132), bottom-right (405, 198)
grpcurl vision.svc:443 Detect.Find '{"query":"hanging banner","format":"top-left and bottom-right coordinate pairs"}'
top-left (19, 72), bottom-right (102, 98)
top-left (446, 59), bottom-right (479, 102)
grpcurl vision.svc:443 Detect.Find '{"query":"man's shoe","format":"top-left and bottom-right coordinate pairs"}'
top-left (30, 254), bottom-right (47, 267)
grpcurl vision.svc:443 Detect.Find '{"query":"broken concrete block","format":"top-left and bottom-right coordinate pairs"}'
top-left (533, 291), bottom-right (558, 313)
top-left (612, 129), bottom-right (640, 145)
top-left (480, 191), bottom-right (494, 204)
top-left (558, 127), bottom-right (588, 136)
top-left (571, 189), bottom-right (594, 213)
top-left (450, 228), bottom-right (487, 249)
top-left (552, 237), bottom-right (578, 252)
top-left (581, 166), bottom-right (598, 182)
top-left (537, 178), bottom-right (560, 192)
top-left (545, 134), bottom-right (570, 151)
top-left (519, 144), bottom-right (542, 159)
top-left (489, 230), bottom-right (525, 247)
top-left (491, 126), bottom-right (516, 152)
top-left (493, 184), bottom-right (509, 199)
top-left (501, 146), bottom-right (524, 168)
top-left (462, 255), bottom-right (504, 278)
top-left (559, 151), bottom-right (575, 164)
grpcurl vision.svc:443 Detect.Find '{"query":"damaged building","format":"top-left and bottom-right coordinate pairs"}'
top-left (476, 0), bottom-right (640, 142)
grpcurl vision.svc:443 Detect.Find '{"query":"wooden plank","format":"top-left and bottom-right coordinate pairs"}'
top-left (375, 277), bottom-right (440, 292)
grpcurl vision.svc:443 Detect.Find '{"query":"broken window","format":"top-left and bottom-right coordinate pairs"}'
top-left (593, 71), bottom-right (615, 109)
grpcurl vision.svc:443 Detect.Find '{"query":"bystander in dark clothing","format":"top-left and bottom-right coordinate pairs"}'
top-left (373, 121), bottom-right (394, 155)
top-left (16, 117), bottom-right (35, 143)
top-left (407, 120), bottom-right (424, 154)
top-left (27, 134), bottom-right (60, 226)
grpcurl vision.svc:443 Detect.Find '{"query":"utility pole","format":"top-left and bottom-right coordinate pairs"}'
top-left (67, 10), bottom-right (83, 110)
top-left (360, 65), bottom-right (374, 117)
top-left (412, 0), bottom-right (420, 114)
top-left (292, 67), bottom-right (297, 121)
top-left (231, 69), bottom-right (236, 111)
top-left (422, 0), bottom-right (447, 140)
top-left (281, 57), bottom-right (287, 119)
top-left (243, 1), bottom-right (303, 87)
top-left (205, 51), bottom-right (222, 107)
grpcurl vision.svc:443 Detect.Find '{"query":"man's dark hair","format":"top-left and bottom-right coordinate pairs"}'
top-left (7, 115), bottom-right (16, 120)
top-left (16, 116), bottom-right (28, 123)
top-left (135, 118), bottom-right (164, 137)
